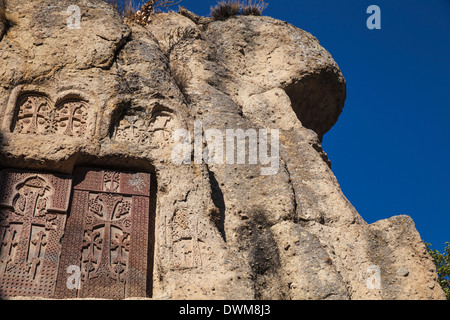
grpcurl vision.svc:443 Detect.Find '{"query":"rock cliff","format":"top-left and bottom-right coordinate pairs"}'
top-left (0, 0), bottom-right (445, 300)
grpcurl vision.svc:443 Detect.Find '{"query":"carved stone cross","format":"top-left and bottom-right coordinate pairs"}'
top-left (15, 95), bottom-right (50, 134)
top-left (29, 231), bottom-right (47, 279)
top-left (111, 233), bottom-right (130, 267)
top-left (82, 230), bottom-right (102, 278)
top-left (55, 167), bottom-right (151, 299)
top-left (0, 170), bottom-right (72, 299)
top-left (14, 181), bottom-right (49, 267)
top-left (0, 228), bottom-right (17, 273)
top-left (103, 171), bottom-right (120, 192)
top-left (115, 117), bottom-right (148, 143)
top-left (85, 193), bottom-right (131, 282)
top-left (30, 231), bottom-right (47, 259)
top-left (1, 229), bottom-right (17, 258)
top-left (56, 101), bottom-right (88, 137)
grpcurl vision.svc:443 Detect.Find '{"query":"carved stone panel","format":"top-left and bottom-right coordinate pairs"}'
top-left (149, 110), bottom-right (178, 149)
top-left (13, 94), bottom-right (51, 134)
top-left (166, 208), bottom-right (204, 270)
top-left (11, 93), bottom-right (92, 137)
top-left (0, 169), bottom-right (72, 299)
top-left (55, 168), bottom-right (151, 299)
top-left (113, 109), bottom-right (178, 149)
top-left (114, 115), bottom-right (148, 144)
top-left (54, 100), bottom-right (89, 137)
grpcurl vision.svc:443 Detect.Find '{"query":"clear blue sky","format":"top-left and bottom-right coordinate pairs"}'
top-left (120, 0), bottom-right (450, 252)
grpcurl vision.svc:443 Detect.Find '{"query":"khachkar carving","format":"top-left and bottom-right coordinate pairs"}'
top-left (114, 116), bottom-right (148, 144)
top-left (114, 109), bottom-right (177, 148)
top-left (13, 95), bottom-right (51, 134)
top-left (12, 94), bottom-right (91, 137)
top-left (150, 110), bottom-right (178, 149)
top-left (167, 208), bottom-right (204, 270)
top-left (0, 170), bottom-right (72, 298)
top-left (55, 167), bottom-right (151, 299)
top-left (54, 100), bottom-right (89, 137)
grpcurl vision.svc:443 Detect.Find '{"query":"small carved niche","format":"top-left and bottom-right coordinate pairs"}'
top-left (113, 108), bottom-right (149, 144)
top-left (12, 94), bottom-right (51, 134)
top-left (112, 106), bottom-right (179, 149)
top-left (54, 100), bottom-right (89, 137)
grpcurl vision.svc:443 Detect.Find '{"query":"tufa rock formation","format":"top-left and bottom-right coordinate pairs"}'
top-left (0, 0), bottom-right (445, 300)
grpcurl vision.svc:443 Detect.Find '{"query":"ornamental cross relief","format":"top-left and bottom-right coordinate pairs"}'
top-left (0, 228), bottom-right (18, 274)
top-left (14, 95), bottom-right (50, 134)
top-left (55, 168), bottom-right (151, 300)
top-left (6, 177), bottom-right (51, 279)
top-left (12, 94), bottom-right (90, 137)
top-left (82, 193), bottom-right (132, 283)
top-left (0, 168), bottom-right (151, 299)
top-left (55, 101), bottom-right (88, 137)
top-left (0, 171), bottom-right (71, 299)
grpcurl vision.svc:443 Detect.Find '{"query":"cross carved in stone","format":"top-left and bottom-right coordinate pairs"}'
top-left (15, 95), bottom-right (50, 134)
top-left (103, 172), bottom-right (120, 193)
top-left (55, 167), bottom-right (150, 299)
top-left (7, 177), bottom-right (51, 279)
top-left (0, 170), bottom-right (72, 299)
top-left (111, 232), bottom-right (130, 280)
top-left (29, 231), bottom-right (47, 279)
top-left (82, 229), bottom-right (102, 279)
top-left (56, 101), bottom-right (88, 137)
top-left (115, 117), bottom-right (148, 143)
top-left (84, 194), bottom-right (131, 282)
top-left (0, 228), bottom-right (18, 273)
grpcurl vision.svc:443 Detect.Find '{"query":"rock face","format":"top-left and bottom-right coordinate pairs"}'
top-left (0, 0), bottom-right (445, 300)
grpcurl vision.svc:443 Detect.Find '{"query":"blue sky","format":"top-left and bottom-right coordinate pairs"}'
top-left (121, 0), bottom-right (450, 252)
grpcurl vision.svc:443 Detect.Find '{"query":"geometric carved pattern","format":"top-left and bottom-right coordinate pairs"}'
top-left (55, 167), bottom-right (151, 299)
top-left (114, 109), bottom-right (177, 148)
top-left (0, 169), bottom-right (72, 299)
top-left (12, 94), bottom-right (91, 137)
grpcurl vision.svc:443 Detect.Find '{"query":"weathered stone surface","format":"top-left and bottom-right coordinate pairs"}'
top-left (0, 0), bottom-right (445, 300)
top-left (0, 0), bottom-right (6, 42)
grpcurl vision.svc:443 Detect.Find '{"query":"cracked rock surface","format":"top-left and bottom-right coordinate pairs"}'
top-left (0, 0), bottom-right (445, 300)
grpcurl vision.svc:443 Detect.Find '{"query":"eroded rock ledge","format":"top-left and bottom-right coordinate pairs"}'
top-left (0, 0), bottom-right (444, 300)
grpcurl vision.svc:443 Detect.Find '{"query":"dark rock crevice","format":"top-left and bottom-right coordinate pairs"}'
top-left (206, 166), bottom-right (227, 242)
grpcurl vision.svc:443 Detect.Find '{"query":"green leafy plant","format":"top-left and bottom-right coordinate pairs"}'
top-left (426, 242), bottom-right (450, 299)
